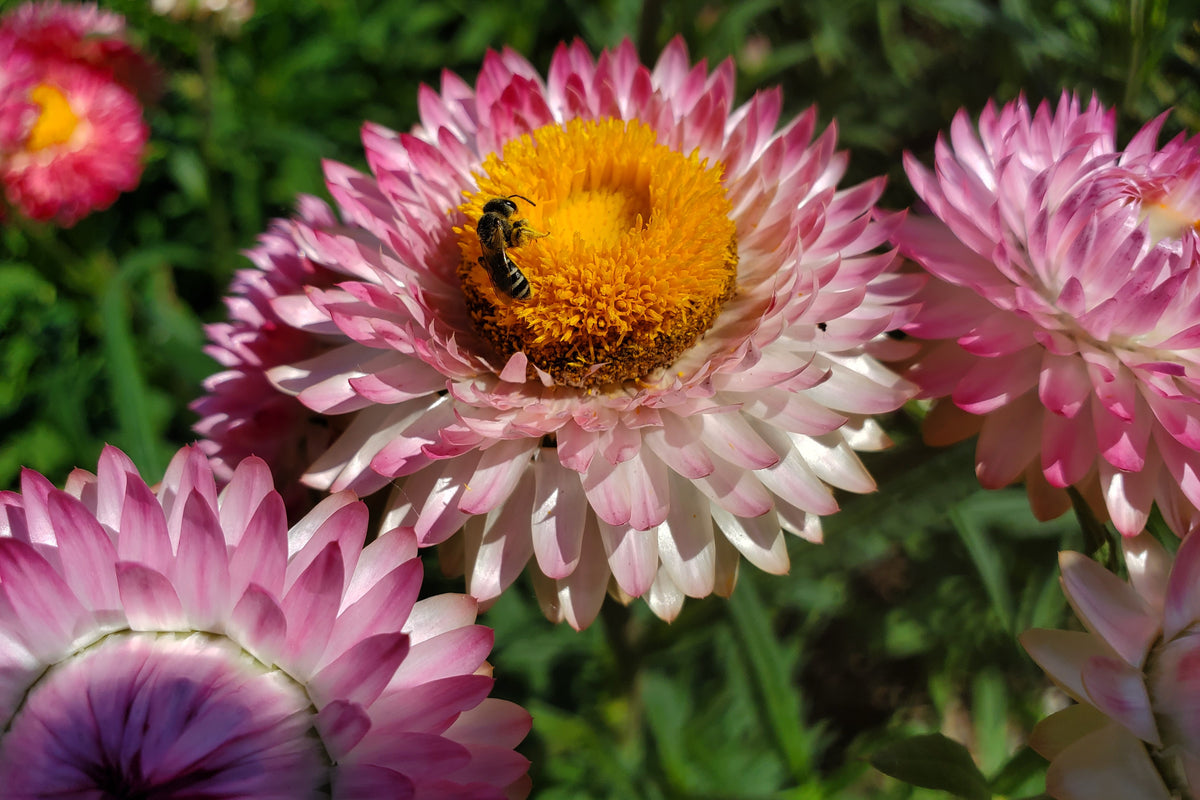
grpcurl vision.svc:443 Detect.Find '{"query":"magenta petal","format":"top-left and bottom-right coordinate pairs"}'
top-left (1148, 633), bottom-right (1200, 745)
top-left (323, 560), bottom-right (423, 667)
top-left (95, 444), bottom-right (140, 530)
top-left (284, 492), bottom-right (366, 590)
top-left (227, 492), bottom-right (289, 600)
top-left (1097, 461), bottom-right (1155, 538)
top-left (0, 538), bottom-right (92, 658)
top-left (1060, 551), bottom-right (1158, 668)
top-left (227, 583), bottom-right (288, 664)
top-left (1041, 409), bottom-right (1096, 487)
top-left (403, 594), bottom-right (479, 641)
top-left (623, 453), bottom-right (671, 531)
top-left (391, 626), bottom-right (493, 687)
top-left (280, 541), bottom-right (344, 676)
top-left (45, 491), bottom-right (120, 612)
top-left (115, 561), bottom-right (186, 631)
top-left (347, 731), bottom-right (471, 782)
top-left (332, 764), bottom-right (415, 800)
top-left (309, 631), bottom-right (410, 709)
top-left (317, 699), bottom-right (373, 761)
top-left (953, 348), bottom-right (1042, 415)
top-left (1163, 525), bottom-right (1200, 640)
top-left (1093, 397), bottom-right (1151, 472)
top-left (116, 476), bottom-right (174, 575)
top-left (217, 456), bottom-right (277, 544)
top-left (370, 675), bottom-right (494, 736)
top-left (1080, 655), bottom-right (1160, 745)
top-left (173, 492), bottom-right (232, 627)
top-left (1039, 351), bottom-right (1091, 418)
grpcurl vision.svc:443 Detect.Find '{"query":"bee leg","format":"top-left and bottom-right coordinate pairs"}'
top-left (511, 219), bottom-right (549, 247)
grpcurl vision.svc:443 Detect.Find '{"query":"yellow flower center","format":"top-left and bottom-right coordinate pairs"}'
top-left (457, 118), bottom-right (737, 388)
top-left (26, 83), bottom-right (80, 152)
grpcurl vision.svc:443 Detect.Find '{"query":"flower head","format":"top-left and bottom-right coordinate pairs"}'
top-left (896, 93), bottom-right (1200, 536)
top-left (197, 38), bottom-right (917, 628)
top-left (0, 1), bottom-right (150, 225)
top-left (193, 195), bottom-right (345, 518)
top-left (0, 445), bottom-right (531, 798)
top-left (1020, 532), bottom-right (1200, 799)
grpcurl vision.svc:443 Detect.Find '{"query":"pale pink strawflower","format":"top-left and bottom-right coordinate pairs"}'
top-left (197, 37), bottom-right (918, 628)
top-left (0, 1), bottom-right (150, 226)
top-left (0, 445), bottom-right (531, 798)
top-left (896, 93), bottom-right (1200, 537)
top-left (1020, 532), bottom-right (1200, 799)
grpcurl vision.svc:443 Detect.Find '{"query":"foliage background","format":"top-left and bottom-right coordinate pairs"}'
top-left (1, 0), bottom-right (1198, 797)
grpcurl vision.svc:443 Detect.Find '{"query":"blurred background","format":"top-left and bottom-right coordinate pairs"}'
top-left (1, 1), bottom-right (1198, 796)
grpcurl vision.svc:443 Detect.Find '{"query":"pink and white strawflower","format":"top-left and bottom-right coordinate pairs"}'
top-left (1021, 532), bottom-right (1200, 799)
top-left (196, 37), bottom-right (918, 628)
top-left (0, 445), bottom-right (531, 798)
top-left (0, 1), bottom-right (150, 225)
top-left (896, 93), bottom-right (1200, 536)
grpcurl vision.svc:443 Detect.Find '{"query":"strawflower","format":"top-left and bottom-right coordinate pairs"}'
top-left (896, 93), bottom-right (1200, 537)
top-left (1021, 532), bottom-right (1200, 799)
top-left (0, 445), bottom-right (531, 798)
top-left (193, 195), bottom-right (344, 518)
top-left (0, 1), bottom-right (150, 225)
top-left (197, 37), bottom-right (918, 628)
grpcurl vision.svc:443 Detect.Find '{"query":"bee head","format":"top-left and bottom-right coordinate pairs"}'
top-left (482, 194), bottom-right (536, 218)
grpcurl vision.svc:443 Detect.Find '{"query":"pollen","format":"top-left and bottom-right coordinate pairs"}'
top-left (457, 118), bottom-right (737, 388)
top-left (26, 84), bottom-right (80, 152)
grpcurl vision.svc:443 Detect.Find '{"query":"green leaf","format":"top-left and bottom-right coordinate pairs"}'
top-left (728, 577), bottom-right (813, 783)
top-left (949, 502), bottom-right (1014, 633)
top-left (988, 746), bottom-right (1049, 796)
top-left (870, 733), bottom-right (991, 800)
top-left (971, 669), bottom-right (1008, 774)
top-left (101, 264), bottom-right (163, 479)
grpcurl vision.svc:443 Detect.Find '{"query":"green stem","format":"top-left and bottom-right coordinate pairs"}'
top-left (1066, 486), bottom-right (1119, 573)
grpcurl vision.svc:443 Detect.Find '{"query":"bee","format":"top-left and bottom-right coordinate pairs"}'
top-left (477, 194), bottom-right (547, 301)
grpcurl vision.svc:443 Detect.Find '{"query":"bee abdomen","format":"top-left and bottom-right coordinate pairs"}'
top-left (479, 254), bottom-right (531, 301)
